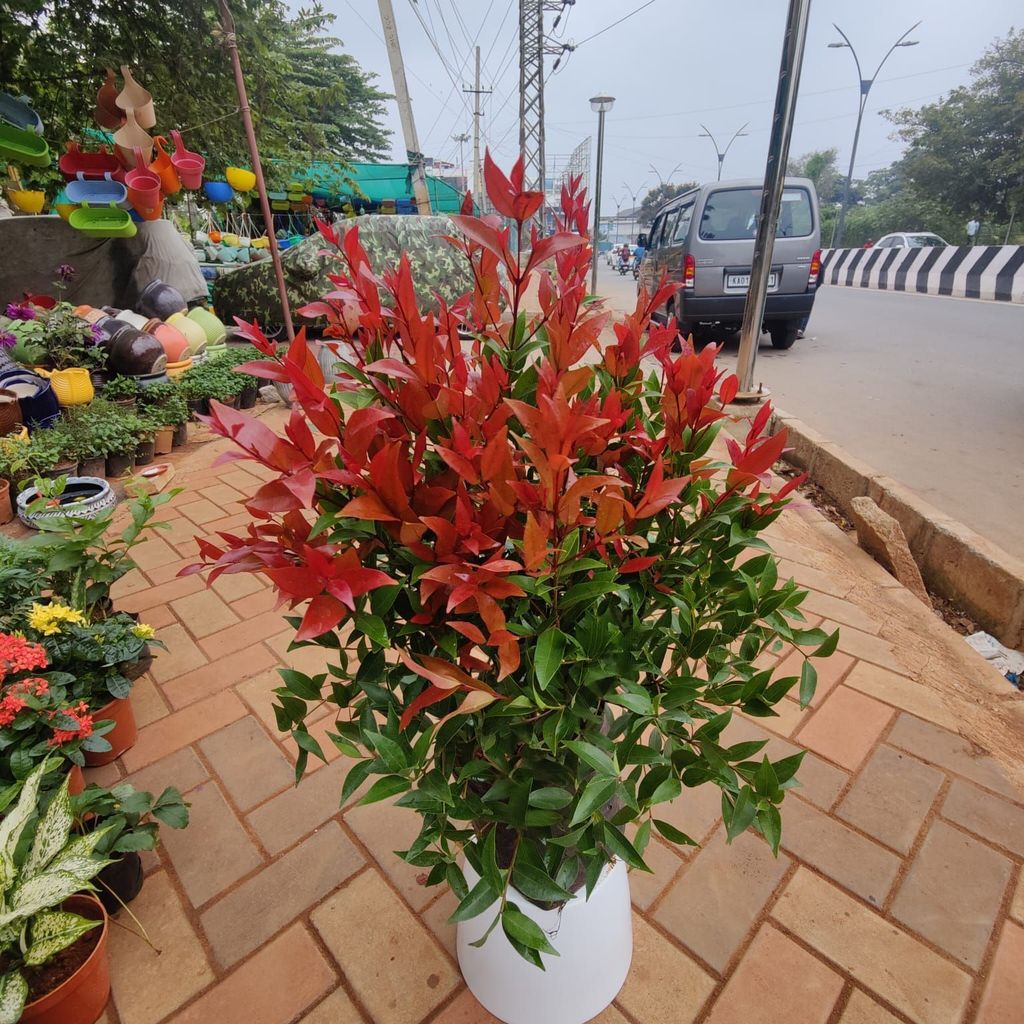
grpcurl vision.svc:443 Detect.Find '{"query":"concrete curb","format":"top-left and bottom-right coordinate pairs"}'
top-left (770, 408), bottom-right (1024, 649)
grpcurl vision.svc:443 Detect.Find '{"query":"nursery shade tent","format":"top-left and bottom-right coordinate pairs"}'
top-left (301, 162), bottom-right (465, 211)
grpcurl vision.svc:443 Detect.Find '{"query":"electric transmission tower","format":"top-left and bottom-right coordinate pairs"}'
top-left (518, 1), bottom-right (574, 212)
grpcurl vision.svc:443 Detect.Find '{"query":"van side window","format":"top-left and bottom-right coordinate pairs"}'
top-left (649, 213), bottom-right (666, 249)
top-left (671, 200), bottom-right (694, 244)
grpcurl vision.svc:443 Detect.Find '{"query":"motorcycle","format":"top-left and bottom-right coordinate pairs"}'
top-left (617, 251), bottom-right (632, 275)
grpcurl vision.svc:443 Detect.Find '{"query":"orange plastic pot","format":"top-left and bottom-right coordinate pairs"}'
top-left (0, 479), bottom-right (12, 525)
top-left (84, 696), bottom-right (138, 766)
top-left (21, 895), bottom-right (110, 1024)
top-left (66, 762), bottom-right (85, 795)
top-left (150, 136), bottom-right (181, 196)
top-left (153, 425), bottom-right (174, 455)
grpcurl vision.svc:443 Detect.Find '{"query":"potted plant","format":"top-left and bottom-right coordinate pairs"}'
top-left (100, 375), bottom-right (138, 408)
top-left (32, 303), bottom-right (104, 407)
top-left (71, 781), bottom-right (189, 912)
top-left (222, 343), bottom-right (261, 407)
top-left (58, 406), bottom-right (107, 478)
top-left (137, 381), bottom-right (185, 454)
top-left (98, 415), bottom-right (139, 478)
top-left (185, 158), bottom-right (835, 1024)
top-left (0, 758), bottom-right (114, 1024)
top-left (133, 412), bottom-right (157, 466)
top-left (175, 367), bottom-right (210, 416)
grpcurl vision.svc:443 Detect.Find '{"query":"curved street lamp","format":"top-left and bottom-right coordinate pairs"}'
top-left (698, 123), bottom-right (749, 180)
top-left (622, 180), bottom-right (648, 241)
top-left (590, 94), bottom-right (615, 293)
top-left (829, 21), bottom-right (921, 247)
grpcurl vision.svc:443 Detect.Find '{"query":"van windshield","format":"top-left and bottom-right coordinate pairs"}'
top-left (699, 187), bottom-right (813, 240)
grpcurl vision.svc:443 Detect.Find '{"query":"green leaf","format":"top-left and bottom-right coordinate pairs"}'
top-left (363, 732), bottom-right (408, 772)
top-left (22, 775), bottom-right (73, 880)
top-left (653, 818), bottom-right (698, 847)
top-left (0, 969), bottom-right (27, 1024)
top-left (815, 629), bottom-right (840, 658)
top-left (528, 787), bottom-right (573, 810)
top-left (512, 863), bottom-right (574, 904)
top-left (564, 740), bottom-right (617, 778)
top-left (756, 804), bottom-right (783, 855)
top-left (354, 612), bottom-right (389, 647)
top-left (357, 775), bottom-right (410, 806)
top-left (605, 691), bottom-right (653, 715)
top-left (106, 673), bottom-right (131, 700)
top-left (725, 787), bottom-right (757, 841)
top-left (633, 818), bottom-right (652, 857)
top-left (534, 628), bottom-right (566, 690)
top-left (799, 659), bottom-right (818, 709)
top-left (569, 777), bottom-right (618, 827)
top-left (448, 876), bottom-right (498, 923)
top-left (278, 668), bottom-right (323, 702)
top-left (501, 903), bottom-right (559, 955)
top-left (291, 728), bottom-right (327, 764)
top-left (481, 827), bottom-right (502, 893)
top-left (341, 760), bottom-right (374, 804)
top-left (601, 822), bottom-right (649, 870)
top-left (24, 910), bottom-right (100, 967)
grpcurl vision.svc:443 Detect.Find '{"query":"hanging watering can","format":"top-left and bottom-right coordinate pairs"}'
top-left (65, 172), bottom-right (127, 206)
top-left (0, 123), bottom-right (49, 166)
top-left (150, 136), bottom-right (181, 196)
top-left (115, 66), bottom-right (155, 129)
top-left (59, 141), bottom-right (124, 182)
top-left (113, 109), bottom-right (153, 166)
top-left (226, 166), bottom-right (256, 192)
top-left (169, 130), bottom-right (204, 189)
top-left (125, 147), bottom-right (161, 211)
top-left (203, 180), bottom-right (234, 204)
top-left (68, 202), bottom-right (137, 239)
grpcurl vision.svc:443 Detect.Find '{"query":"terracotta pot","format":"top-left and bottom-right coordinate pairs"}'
top-left (134, 440), bottom-right (155, 466)
top-left (0, 479), bottom-right (12, 525)
top-left (0, 387), bottom-right (22, 435)
top-left (96, 851), bottom-right (144, 914)
top-left (21, 894), bottom-right (110, 1024)
top-left (153, 425), bottom-right (174, 455)
top-left (84, 696), bottom-right (137, 765)
top-left (172, 422), bottom-right (188, 447)
top-left (67, 763), bottom-right (85, 796)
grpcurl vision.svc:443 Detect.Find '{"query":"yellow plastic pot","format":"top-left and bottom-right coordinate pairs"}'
top-left (40, 367), bottom-right (95, 407)
top-left (226, 166), bottom-right (256, 192)
top-left (166, 312), bottom-right (208, 356)
top-left (8, 189), bottom-right (45, 214)
top-left (165, 357), bottom-right (193, 378)
top-left (250, 236), bottom-right (269, 249)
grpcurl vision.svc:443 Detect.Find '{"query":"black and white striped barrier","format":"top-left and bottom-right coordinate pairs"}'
top-left (820, 245), bottom-right (1024, 303)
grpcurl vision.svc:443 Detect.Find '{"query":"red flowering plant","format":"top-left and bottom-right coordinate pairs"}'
top-left (0, 632), bottom-right (113, 783)
top-left (185, 153), bottom-right (835, 964)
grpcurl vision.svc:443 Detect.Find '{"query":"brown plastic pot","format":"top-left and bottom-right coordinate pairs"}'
top-left (84, 696), bottom-right (137, 766)
top-left (21, 894), bottom-right (110, 1024)
top-left (153, 425), bottom-right (174, 455)
top-left (134, 440), bottom-right (155, 466)
top-left (79, 456), bottom-right (107, 479)
top-left (0, 479), bottom-right (12, 525)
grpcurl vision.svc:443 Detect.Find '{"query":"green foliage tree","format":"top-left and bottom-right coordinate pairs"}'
top-left (787, 147), bottom-right (842, 205)
top-left (639, 181), bottom-right (698, 226)
top-left (0, 1), bottom-right (391, 189)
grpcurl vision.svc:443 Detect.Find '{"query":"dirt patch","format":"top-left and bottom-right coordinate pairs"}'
top-left (20, 924), bottom-right (101, 1002)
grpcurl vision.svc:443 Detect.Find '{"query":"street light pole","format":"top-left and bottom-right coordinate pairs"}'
top-left (698, 123), bottom-right (749, 180)
top-left (830, 21), bottom-right (920, 247)
top-left (648, 162), bottom-right (684, 188)
top-left (622, 180), bottom-right (647, 242)
top-left (590, 94), bottom-right (615, 294)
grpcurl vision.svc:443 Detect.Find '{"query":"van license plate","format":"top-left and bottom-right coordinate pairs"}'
top-left (726, 273), bottom-right (777, 288)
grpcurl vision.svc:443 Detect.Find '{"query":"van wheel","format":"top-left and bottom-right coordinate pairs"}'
top-left (769, 321), bottom-right (799, 350)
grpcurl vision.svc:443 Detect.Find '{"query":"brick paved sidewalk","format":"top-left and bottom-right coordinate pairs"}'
top-left (91, 406), bottom-right (1023, 1024)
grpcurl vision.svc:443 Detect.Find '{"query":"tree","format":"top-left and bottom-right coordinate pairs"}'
top-left (0, 1), bottom-right (391, 189)
top-left (787, 148), bottom-right (842, 205)
top-left (884, 28), bottom-right (1024, 223)
top-left (639, 182), bottom-right (697, 226)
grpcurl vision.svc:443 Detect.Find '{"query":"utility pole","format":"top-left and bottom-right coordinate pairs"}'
top-left (829, 21), bottom-right (920, 247)
top-left (452, 131), bottom-right (470, 196)
top-left (377, 0), bottom-right (432, 214)
top-left (589, 94), bottom-right (615, 295)
top-left (734, 0), bottom-right (812, 400)
top-left (463, 47), bottom-right (491, 209)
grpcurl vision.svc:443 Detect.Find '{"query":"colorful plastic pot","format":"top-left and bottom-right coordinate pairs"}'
top-left (114, 310), bottom-right (150, 331)
top-left (54, 189), bottom-right (76, 222)
top-left (169, 130), bottom-right (204, 189)
top-left (203, 180), bottom-right (234, 204)
top-left (138, 279), bottom-right (187, 320)
top-left (135, 196), bottom-right (164, 221)
top-left (68, 203), bottom-right (137, 239)
top-left (65, 172), bottom-right (127, 206)
top-left (94, 69), bottom-right (124, 130)
top-left (151, 322), bottom-right (190, 362)
top-left (74, 305), bottom-right (106, 325)
top-left (40, 367), bottom-right (95, 407)
top-left (251, 236), bottom-right (269, 249)
top-left (115, 65), bottom-right (155, 129)
top-left (222, 232), bottom-right (240, 247)
top-left (165, 357), bottom-right (193, 379)
top-left (0, 92), bottom-right (42, 133)
top-left (8, 189), bottom-right (44, 213)
top-left (113, 109), bottom-right (153, 167)
top-left (59, 142), bottom-right (124, 182)
top-left (226, 166), bottom-right (256, 192)
top-left (5, 374), bottom-right (60, 429)
top-left (186, 306), bottom-right (226, 346)
top-left (166, 311), bottom-right (208, 355)
top-left (126, 147), bottom-right (161, 209)
top-left (0, 123), bottom-right (49, 166)
top-left (150, 136), bottom-right (181, 196)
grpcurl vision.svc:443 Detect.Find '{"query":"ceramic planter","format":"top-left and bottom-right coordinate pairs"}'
top-left (457, 858), bottom-right (632, 1024)
top-left (186, 306), bottom-right (227, 346)
top-left (172, 422), bottom-right (188, 447)
top-left (0, 386), bottom-right (21, 434)
top-left (107, 328), bottom-right (167, 376)
top-left (46, 367), bottom-right (95, 406)
top-left (105, 452), bottom-right (135, 477)
top-left (166, 311), bottom-right (208, 355)
top-left (17, 477), bottom-right (114, 529)
top-left (84, 696), bottom-right (137, 765)
top-left (134, 440), bottom-right (155, 466)
top-left (138, 278), bottom-right (187, 320)
top-left (96, 852), bottom-right (144, 914)
top-left (21, 895), bottom-right (110, 1024)
top-left (153, 425), bottom-right (174, 454)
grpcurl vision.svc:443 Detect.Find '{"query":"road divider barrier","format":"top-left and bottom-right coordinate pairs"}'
top-left (820, 245), bottom-right (1024, 303)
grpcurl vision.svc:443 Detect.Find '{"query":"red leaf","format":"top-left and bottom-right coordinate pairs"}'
top-left (620, 555), bottom-right (658, 574)
top-left (339, 494), bottom-right (400, 522)
top-left (296, 595), bottom-right (346, 641)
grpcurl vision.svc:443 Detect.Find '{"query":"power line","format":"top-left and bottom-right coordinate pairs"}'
top-left (572, 0), bottom-right (658, 48)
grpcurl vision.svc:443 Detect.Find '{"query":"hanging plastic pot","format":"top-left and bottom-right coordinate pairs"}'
top-left (169, 130), bottom-right (204, 189)
top-left (59, 142), bottom-right (124, 182)
top-left (203, 180), bottom-right (234, 204)
top-left (94, 69), bottom-right (124, 130)
top-left (115, 66), bottom-right (156, 129)
top-left (69, 202), bottom-right (137, 239)
top-left (226, 166), bottom-right (256, 192)
top-left (113, 110), bottom-right (153, 167)
top-left (0, 92), bottom-right (43, 133)
top-left (0, 122), bottom-right (49, 166)
top-left (8, 189), bottom-right (45, 214)
top-left (125, 147), bottom-right (161, 210)
top-left (65, 172), bottom-right (127, 206)
top-left (150, 136), bottom-right (181, 195)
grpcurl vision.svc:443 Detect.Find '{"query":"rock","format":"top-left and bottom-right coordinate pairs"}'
top-left (850, 496), bottom-right (932, 607)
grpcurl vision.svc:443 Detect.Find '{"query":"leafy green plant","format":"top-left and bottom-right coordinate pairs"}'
top-left (0, 538), bottom-right (48, 629)
top-left (72, 782), bottom-right (189, 855)
top-left (138, 381), bottom-right (188, 426)
top-left (100, 376), bottom-right (138, 403)
top-left (178, 360), bottom-right (247, 402)
top-left (0, 758), bottom-right (111, 1022)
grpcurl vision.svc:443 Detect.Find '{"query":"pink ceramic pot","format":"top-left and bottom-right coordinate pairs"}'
top-left (151, 322), bottom-right (190, 362)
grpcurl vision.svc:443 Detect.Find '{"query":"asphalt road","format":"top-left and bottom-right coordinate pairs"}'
top-left (596, 264), bottom-right (1024, 558)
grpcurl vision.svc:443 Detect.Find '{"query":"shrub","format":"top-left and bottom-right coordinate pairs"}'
top-left (101, 375), bottom-right (139, 403)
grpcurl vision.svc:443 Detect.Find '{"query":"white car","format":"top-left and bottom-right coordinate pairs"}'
top-left (873, 232), bottom-right (949, 249)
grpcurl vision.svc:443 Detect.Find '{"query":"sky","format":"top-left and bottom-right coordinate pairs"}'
top-left (324, 0), bottom-right (1019, 210)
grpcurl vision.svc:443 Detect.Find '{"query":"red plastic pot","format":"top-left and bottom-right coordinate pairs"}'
top-left (125, 146), bottom-right (160, 210)
top-left (169, 130), bottom-right (204, 190)
top-left (21, 895), bottom-right (110, 1024)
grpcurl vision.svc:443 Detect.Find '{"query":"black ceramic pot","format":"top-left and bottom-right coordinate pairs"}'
top-left (137, 279), bottom-right (187, 320)
top-left (107, 329), bottom-right (168, 376)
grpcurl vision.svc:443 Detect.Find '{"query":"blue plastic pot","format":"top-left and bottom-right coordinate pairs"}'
top-left (203, 180), bottom-right (235, 203)
top-left (65, 172), bottom-right (127, 206)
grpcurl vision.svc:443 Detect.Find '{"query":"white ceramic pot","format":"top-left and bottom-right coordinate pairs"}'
top-left (457, 857), bottom-right (632, 1024)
